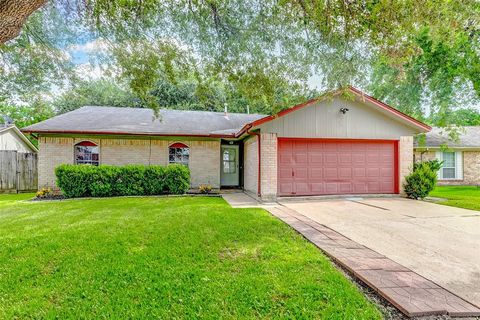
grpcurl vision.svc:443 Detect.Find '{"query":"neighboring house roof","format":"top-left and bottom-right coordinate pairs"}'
top-left (22, 106), bottom-right (265, 138)
top-left (414, 126), bottom-right (480, 149)
top-left (237, 86), bottom-right (431, 136)
top-left (0, 125), bottom-right (38, 152)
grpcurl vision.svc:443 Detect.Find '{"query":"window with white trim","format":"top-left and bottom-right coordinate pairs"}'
top-left (436, 151), bottom-right (463, 180)
top-left (75, 141), bottom-right (99, 166)
top-left (169, 143), bottom-right (189, 166)
top-left (441, 152), bottom-right (456, 179)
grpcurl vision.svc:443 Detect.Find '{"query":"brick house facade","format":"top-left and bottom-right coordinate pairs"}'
top-left (38, 136), bottom-right (221, 189)
top-left (24, 87), bottom-right (431, 200)
top-left (414, 127), bottom-right (480, 186)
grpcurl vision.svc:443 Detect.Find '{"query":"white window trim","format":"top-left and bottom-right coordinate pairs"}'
top-left (435, 151), bottom-right (463, 180)
top-left (74, 141), bottom-right (100, 166)
top-left (168, 143), bottom-right (190, 167)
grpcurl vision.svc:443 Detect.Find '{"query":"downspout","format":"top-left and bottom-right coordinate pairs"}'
top-left (247, 129), bottom-right (261, 197)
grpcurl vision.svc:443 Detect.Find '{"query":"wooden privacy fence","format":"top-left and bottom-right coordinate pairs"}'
top-left (0, 151), bottom-right (38, 193)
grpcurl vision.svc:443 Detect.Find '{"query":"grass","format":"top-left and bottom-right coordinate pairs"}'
top-left (430, 186), bottom-right (480, 211)
top-left (0, 195), bottom-right (381, 319)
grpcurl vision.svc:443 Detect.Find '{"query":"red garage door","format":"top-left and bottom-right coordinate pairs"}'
top-left (278, 139), bottom-right (398, 196)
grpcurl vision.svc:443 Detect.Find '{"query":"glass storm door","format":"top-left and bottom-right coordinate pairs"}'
top-left (220, 145), bottom-right (239, 186)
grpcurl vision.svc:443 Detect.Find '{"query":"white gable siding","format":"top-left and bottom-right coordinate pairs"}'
top-left (259, 97), bottom-right (417, 139)
top-left (0, 129), bottom-right (33, 152)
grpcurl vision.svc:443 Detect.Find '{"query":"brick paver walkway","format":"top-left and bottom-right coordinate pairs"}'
top-left (268, 206), bottom-right (480, 318)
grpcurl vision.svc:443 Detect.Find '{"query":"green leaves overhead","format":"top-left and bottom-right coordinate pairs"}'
top-left (1, 0), bottom-right (479, 118)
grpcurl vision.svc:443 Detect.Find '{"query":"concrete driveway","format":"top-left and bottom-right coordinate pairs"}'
top-left (279, 197), bottom-right (480, 307)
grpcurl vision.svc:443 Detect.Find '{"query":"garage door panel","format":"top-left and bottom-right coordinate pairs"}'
top-left (295, 182), bottom-right (309, 194)
top-left (353, 183), bottom-right (367, 193)
top-left (339, 168), bottom-right (352, 179)
top-left (279, 154), bottom-right (293, 165)
top-left (380, 168), bottom-right (393, 177)
top-left (310, 183), bottom-right (324, 193)
top-left (278, 139), bottom-right (397, 196)
top-left (325, 183), bottom-right (339, 194)
top-left (353, 168), bottom-right (366, 178)
top-left (367, 181), bottom-right (380, 192)
top-left (338, 154), bottom-right (352, 164)
top-left (309, 168), bottom-right (323, 179)
top-left (324, 153), bottom-right (338, 164)
top-left (294, 168), bottom-right (308, 179)
top-left (279, 183), bottom-right (293, 195)
top-left (294, 154), bottom-right (308, 164)
top-left (324, 168), bottom-right (338, 179)
top-left (366, 168), bottom-right (380, 177)
top-left (339, 183), bottom-right (353, 193)
top-left (279, 168), bottom-right (292, 179)
top-left (308, 153), bottom-right (323, 164)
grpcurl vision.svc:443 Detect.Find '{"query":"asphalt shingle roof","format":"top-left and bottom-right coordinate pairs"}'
top-left (416, 126), bottom-right (480, 148)
top-left (22, 106), bottom-right (265, 137)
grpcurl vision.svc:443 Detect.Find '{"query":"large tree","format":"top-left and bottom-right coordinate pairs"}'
top-left (0, 0), bottom-right (46, 44)
top-left (1, 1), bottom-right (479, 119)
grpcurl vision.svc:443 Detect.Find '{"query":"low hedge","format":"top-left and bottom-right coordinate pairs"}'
top-left (55, 164), bottom-right (190, 198)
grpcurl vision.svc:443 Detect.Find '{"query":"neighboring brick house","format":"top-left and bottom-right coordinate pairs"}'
top-left (23, 86), bottom-right (431, 200)
top-left (414, 127), bottom-right (480, 186)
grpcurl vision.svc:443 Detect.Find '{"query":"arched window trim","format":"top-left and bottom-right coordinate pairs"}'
top-left (74, 140), bottom-right (100, 166)
top-left (168, 141), bottom-right (190, 166)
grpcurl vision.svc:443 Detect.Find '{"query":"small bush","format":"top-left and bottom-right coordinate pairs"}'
top-left (413, 159), bottom-right (442, 172)
top-left (55, 164), bottom-right (190, 198)
top-left (404, 161), bottom-right (439, 200)
top-left (36, 187), bottom-right (53, 199)
top-left (199, 184), bottom-right (213, 194)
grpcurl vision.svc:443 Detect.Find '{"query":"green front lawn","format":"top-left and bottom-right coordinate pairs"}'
top-left (430, 186), bottom-right (480, 211)
top-left (0, 195), bottom-right (380, 319)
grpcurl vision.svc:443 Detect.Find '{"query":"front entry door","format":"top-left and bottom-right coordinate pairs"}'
top-left (220, 145), bottom-right (239, 186)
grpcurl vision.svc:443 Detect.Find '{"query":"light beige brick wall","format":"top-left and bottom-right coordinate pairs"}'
top-left (243, 136), bottom-right (258, 195)
top-left (463, 151), bottom-right (480, 185)
top-left (38, 136), bottom-right (220, 189)
top-left (415, 150), bottom-right (480, 186)
top-left (260, 133), bottom-right (277, 201)
top-left (38, 136), bottom-right (75, 189)
top-left (399, 136), bottom-right (414, 194)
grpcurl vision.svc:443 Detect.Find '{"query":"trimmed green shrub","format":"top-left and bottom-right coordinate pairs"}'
top-left (113, 165), bottom-right (146, 196)
top-left (164, 164), bottom-right (190, 194)
top-left (55, 164), bottom-right (190, 198)
top-left (404, 161), bottom-right (439, 200)
top-left (143, 165), bottom-right (166, 195)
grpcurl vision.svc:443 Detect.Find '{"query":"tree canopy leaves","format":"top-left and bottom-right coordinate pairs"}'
top-left (0, 0), bottom-right (479, 125)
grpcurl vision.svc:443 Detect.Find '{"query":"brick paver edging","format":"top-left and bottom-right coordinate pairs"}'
top-left (268, 206), bottom-right (480, 318)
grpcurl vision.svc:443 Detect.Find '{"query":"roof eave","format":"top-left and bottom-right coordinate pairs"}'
top-left (21, 129), bottom-right (235, 139)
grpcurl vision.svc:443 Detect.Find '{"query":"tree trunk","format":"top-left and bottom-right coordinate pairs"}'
top-left (0, 0), bottom-right (47, 44)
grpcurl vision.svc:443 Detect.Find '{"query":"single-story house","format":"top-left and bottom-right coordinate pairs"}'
top-left (414, 126), bottom-right (480, 185)
top-left (0, 124), bottom-right (38, 153)
top-left (23, 86), bottom-right (431, 200)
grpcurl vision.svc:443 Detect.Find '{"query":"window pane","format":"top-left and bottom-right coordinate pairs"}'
top-left (443, 168), bottom-right (455, 179)
top-left (443, 152), bottom-right (455, 167)
top-left (169, 147), bottom-right (189, 166)
top-left (75, 144), bottom-right (99, 166)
